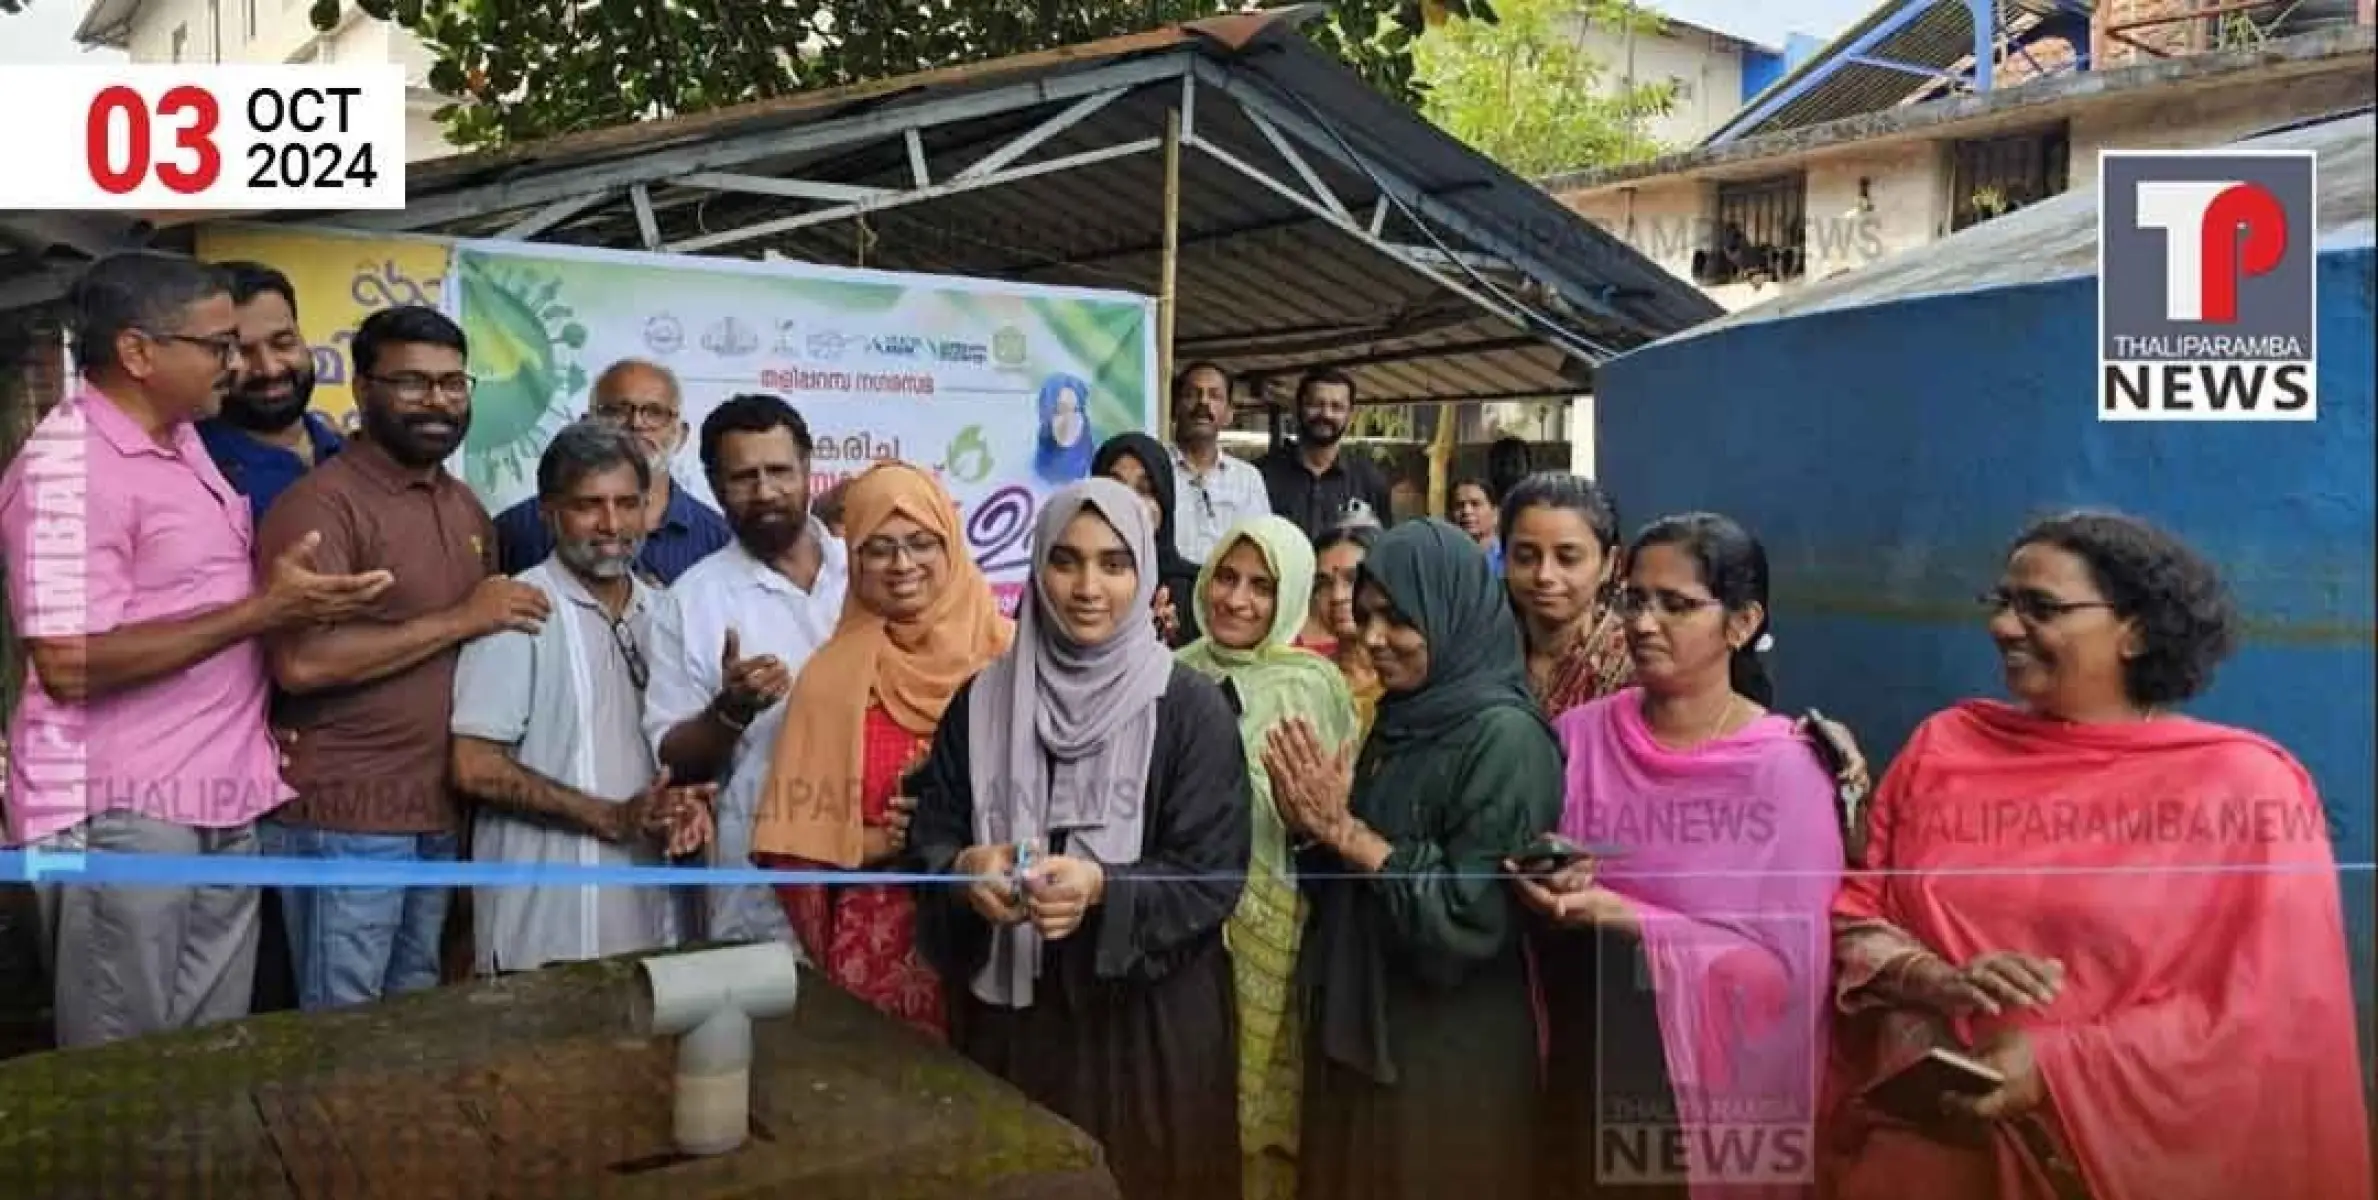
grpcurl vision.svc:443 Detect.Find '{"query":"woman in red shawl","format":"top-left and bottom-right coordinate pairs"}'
top-left (1823, 510), bottom-right (2370, 1200)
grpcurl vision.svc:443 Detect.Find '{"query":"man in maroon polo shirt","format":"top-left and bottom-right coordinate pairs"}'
top-left (255, 304), bottom-right (551, 1012)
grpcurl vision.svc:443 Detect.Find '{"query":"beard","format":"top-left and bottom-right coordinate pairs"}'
top-left (556, 533), bottom-right (643, 580)
top-left (1299, 415), bottom-right (1346, 447)
top-left (220, 367), bottom-right (317, 433)
top-left (360, 402), bottom-right (469, 468)
top-left (732, 496), bottom-right (810, 558)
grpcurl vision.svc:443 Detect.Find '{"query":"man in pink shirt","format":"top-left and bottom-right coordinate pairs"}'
top-left (1, 251), bottom-right (391, 1049)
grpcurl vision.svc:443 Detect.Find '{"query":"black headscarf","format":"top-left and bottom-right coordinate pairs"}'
top-left (1092, 432), bottom-right (1202, 646)
top-left (1361, 518), bottom-right (1542, 745)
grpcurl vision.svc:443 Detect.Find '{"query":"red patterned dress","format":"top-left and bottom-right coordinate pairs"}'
top-left (770, 705), bottom-right (945, 1040)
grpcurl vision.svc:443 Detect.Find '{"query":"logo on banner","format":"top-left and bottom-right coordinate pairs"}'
top-left (808, 330), bottom-right (855, 361)
top-left (643, 315), bottom-right (684, 355)
top-left (702, 316), bottom-right (758, 357)
top-left (934, 339), bottom-right (990, 364)
top-left (2098, 150), bottom-right (2318, 422)
top-left (993, 325), bottom-right (1029, 367)
top-left (869, 334), bottom-right (925, 360)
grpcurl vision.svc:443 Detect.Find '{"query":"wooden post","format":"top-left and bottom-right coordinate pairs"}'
top-left (1157, 107), bottom-right (1182, 436)
top-left (1426, 402), bottom-right (1457, 521)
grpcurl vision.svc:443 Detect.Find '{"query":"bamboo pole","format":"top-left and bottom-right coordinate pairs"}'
top-left (1157, 107), bottom-right (1182, 435)
top-left (1426, 403), bottom-right (1457, 520)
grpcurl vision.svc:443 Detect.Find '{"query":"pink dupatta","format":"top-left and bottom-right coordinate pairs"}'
top-left (1554, 689), bottom-right (1845, 1199)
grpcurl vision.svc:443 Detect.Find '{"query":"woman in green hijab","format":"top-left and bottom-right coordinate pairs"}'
top-left (1263, 518), bottom-right (1563, 1200)
top-left (1178, 516), bottom-right (1361, 1200)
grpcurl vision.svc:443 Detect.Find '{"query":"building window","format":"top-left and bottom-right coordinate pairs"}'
top-left (170, 24), bottom-right (187, 61)
top-left (1950, 125), bottom-right (2070, 230)
top-left (1695, 173), bottom-right (1806, 286)
top-left (1668, 74), bottom-right (1696, 102)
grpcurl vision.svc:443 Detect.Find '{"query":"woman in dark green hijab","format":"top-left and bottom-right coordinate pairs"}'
top-left (1261, 518), bottom-right (1563, 1200)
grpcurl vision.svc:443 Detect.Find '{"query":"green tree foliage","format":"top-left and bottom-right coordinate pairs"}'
top-left (1414, 0), bottom-right (1677, 177)
top-left (295, 0), bottom-right (1498, 153)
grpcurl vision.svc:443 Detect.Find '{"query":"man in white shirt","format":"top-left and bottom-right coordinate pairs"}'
top-left (643, 394), bottom-right (849, 949)
top-left (1167, 360), bottom-right (1271, 563)
top-left (449, 421), bottom-right (714, 974)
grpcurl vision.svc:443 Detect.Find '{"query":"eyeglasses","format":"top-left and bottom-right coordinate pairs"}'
top-left (592, 401), bottom-right (679, 428)
top-left (1979, 587), bottom-right (2116, 626)
top-left (147, 329), bottom-right (240, 364)
top-left (366, 372), bottom-right (475, 402)
top-left (858, 532), bottom-right (946, 567)
top-left (1611, 586), bottom-right (1722, 622)
top-left (608, 613), bottom-right (650, 691)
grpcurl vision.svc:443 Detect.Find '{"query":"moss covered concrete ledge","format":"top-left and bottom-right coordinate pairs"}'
top-left (0, 950), bottom-right (1119, 1200)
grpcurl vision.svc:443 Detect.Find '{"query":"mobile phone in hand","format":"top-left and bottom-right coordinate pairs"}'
top-left (1508, 832), bottom-right (1626, 876)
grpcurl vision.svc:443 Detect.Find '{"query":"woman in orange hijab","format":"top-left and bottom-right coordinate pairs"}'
top-left (753, 461), bottom-right (1013, 1040)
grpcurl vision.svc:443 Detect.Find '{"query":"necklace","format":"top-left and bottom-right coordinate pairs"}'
top-left (1644, 691), bottom-right (1741, 750)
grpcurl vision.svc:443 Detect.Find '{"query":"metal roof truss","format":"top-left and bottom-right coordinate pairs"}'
top-left (320, 52), bottom-right (1612, 405)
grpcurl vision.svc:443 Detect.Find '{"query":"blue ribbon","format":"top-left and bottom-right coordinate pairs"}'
top-left (2, 851), bottom-right (2366, 888)
top-left (0, 850), bottom-right (957, 889)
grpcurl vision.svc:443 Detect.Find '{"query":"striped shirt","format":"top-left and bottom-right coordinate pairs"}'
top-left (1170, 445), bottom-right (1272, 564)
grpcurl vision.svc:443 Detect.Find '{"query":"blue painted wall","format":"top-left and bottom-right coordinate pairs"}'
top-left (1744, 34), bottom-right (1831, 105)
top-left (1741, 48), bottom-right (1788, 103)
top-left (1598, 246), bottom-right (2376, 1081)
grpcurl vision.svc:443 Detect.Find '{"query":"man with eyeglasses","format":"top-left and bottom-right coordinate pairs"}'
top-left (2, 251), bottom-right (394, 1048)
top-left (449, 420), bottom-right (715, 975)
top-left (254, 304), bottom-right (557, 1013)
top-left (490, 359), bottom-right (731, 584)
top-left (1167, 360), bottom-right (1271, 564)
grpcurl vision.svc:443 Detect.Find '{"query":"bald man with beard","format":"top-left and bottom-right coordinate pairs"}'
top-left (492, 359), bottom-right (732, 585)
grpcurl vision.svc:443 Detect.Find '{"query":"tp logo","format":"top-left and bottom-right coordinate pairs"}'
top-left (2098, 149), bottom-right (2317, 422)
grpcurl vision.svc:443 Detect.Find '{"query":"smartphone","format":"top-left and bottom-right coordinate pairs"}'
top-left (1508, 833), bottom-right (1627, 876)
top-left (1860, 1047), bottom-right (2005, 1124)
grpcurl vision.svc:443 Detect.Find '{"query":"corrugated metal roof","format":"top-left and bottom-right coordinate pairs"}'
top-left (1704, 0), bottom-right (2081, 145)
top-left (280, 7), bottom-right (1720, 405)
top-left (1641, 108), bottom-right (2374, 346)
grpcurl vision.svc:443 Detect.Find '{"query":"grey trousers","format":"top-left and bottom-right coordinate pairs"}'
top-left (33, 811), bottom-right (261, 1050)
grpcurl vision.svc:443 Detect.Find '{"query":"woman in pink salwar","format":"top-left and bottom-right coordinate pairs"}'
top-left (1513, 512), bottom-right (1844, 1200)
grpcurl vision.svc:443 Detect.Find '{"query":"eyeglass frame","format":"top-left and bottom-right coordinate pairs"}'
top-left (141, 328), bottom-right (241, 364)
top-left (606, 611), bottom-right (650, 691)
top-left (364, 371), bottom-right (476, 402)
top-left (591, 399), bottom-right (681, 429)
top-left (856, 531), bottom-right (948, 568)
top-left (1978, 586), bottom-right (2117, 626)
top-left (1610, 584), bottom-right (1725, 623)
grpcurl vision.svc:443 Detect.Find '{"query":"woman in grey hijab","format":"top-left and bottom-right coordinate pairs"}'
top-left (909, 477), bottom-right (1252, 1200)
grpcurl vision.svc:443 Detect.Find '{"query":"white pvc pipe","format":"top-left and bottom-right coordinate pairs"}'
top-left (634, 942), bottom-right (803, 1156)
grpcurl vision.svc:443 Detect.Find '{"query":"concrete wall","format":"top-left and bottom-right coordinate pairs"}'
top-left (1555, 63), bottom-right (2375, 312)
top-left (1566, 16), bottom-right (1748, 149)
top-left (1562, 137), bottom-right (1944, 312)
top-left (1595, 247), bottom-right (2378, 1082)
